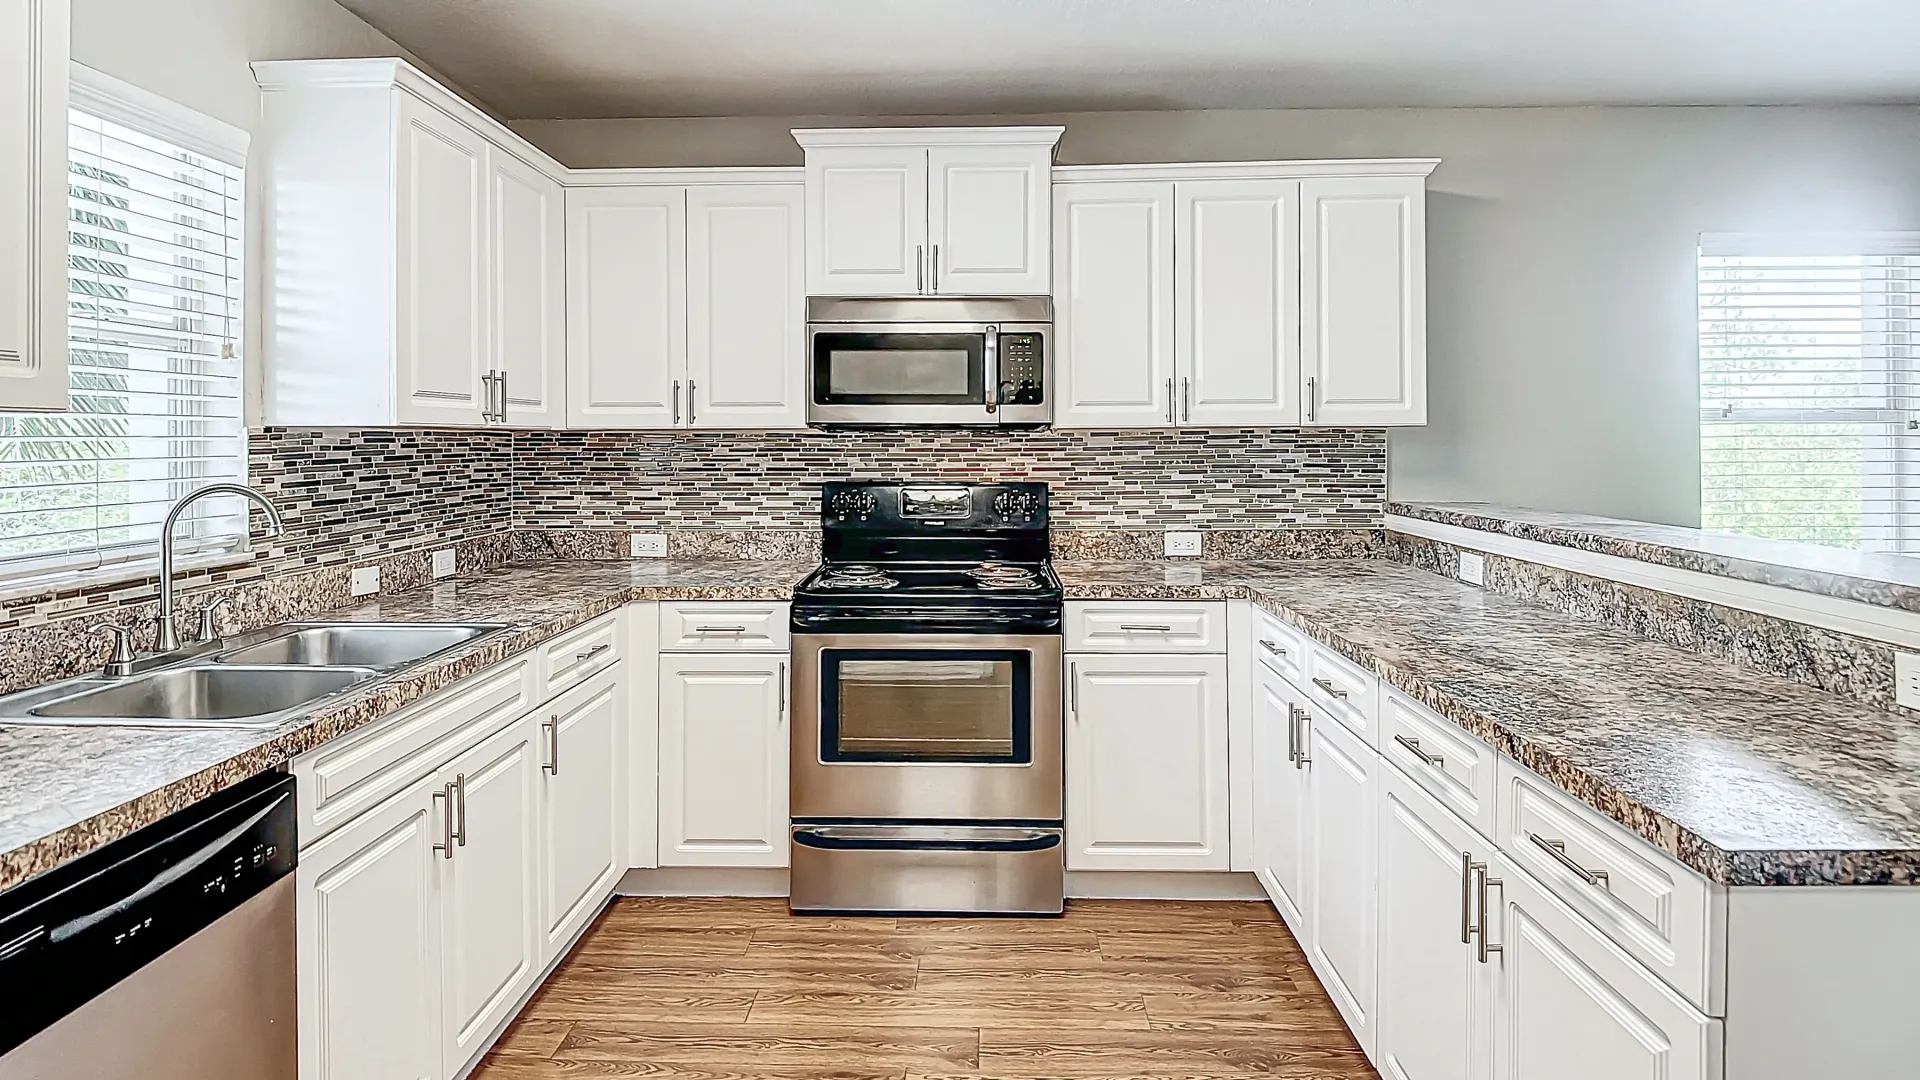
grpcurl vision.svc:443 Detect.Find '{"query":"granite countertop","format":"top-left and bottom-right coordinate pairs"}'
top-left (1058, 560), bottom-right (1920, 887)
top-left (1389, 499), bottom-right (1920, 614)
top-left (0, 559), bottom-right (811, 892)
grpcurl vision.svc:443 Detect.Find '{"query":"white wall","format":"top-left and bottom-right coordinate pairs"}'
top-left (70, 0), bottom-right (433, 426)
top-left (518, 107), bottom-right (1920, 527)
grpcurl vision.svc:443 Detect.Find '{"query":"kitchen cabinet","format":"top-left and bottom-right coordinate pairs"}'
top-left (658, 651), bottom-right (790, 867)
top-left (1065, 653), bottom-right (1230, 871)
top-left (256, 59), bottom-right (570, 428)
top-left (1253, 665), bottom-right (1310, 929)
top-left (1051, 161), bottom-right (1435, 429)
top-left (0, 0), bottom-right (69, 413)
top-left (1303, 698), bottom-right (1379, 1056)
top-left (566, 178), bottom-right (805, 429)
top-left (538, 668), bottom-right (627, 954)
top-left (795, 128), bottom-right (1062, 296)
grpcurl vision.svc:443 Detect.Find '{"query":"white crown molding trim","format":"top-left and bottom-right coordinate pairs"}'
top-left (567, 166), bottom-right (803, 187)
top-left (1387, 513), bottom-right (1920, 650)
top-left (71, 62), bottom-right (249, 167)
top-left (1055, 159), bottom-right (1441, 182)
top-left (792, 125), bottom-right (1066, 149)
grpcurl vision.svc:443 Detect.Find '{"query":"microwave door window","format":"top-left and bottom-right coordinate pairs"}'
top-left (813, 333), bottom-right (985, 404)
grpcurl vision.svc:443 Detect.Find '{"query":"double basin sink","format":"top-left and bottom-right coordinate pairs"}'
top-left (0, 623), bottom-right (507, 730)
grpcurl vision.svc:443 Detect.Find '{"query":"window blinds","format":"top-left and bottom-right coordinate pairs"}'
top-left (1699, 234), bottom-right (1920, 552)
top-left (0, 101), bottom-right (246, 584)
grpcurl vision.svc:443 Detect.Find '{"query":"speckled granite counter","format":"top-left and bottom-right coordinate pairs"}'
top-left (0, 559), bottom-right (809, 892)
top-left (1060, 560), bottom-right (1920, 887)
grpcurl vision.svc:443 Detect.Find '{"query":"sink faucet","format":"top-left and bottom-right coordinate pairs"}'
top-left (153, 484), bottom-right (286, 653)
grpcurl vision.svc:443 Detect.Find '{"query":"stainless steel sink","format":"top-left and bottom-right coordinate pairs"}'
top-left (215, 623), bottom-right (499, 670)
top-left (26, 665), bottom-right (379, 727)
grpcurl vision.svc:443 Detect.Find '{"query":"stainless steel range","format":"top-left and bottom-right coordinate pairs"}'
top-left (789, 481), bottom-right (1064, 916)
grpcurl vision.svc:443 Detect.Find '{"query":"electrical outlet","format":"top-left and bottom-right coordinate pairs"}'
top-left (1457, 551), bottom-right (1486, 586)
top-left (1897, 651), bottom-right (1920, 710)
top-left (431, 549), bottom-right (456, 579)
top-left (1164, 531), bottom-right (1203, 558)
top-left (350, 566), bottom-right (381, 597)
top-left (630, 533), bottom-right (669, 558)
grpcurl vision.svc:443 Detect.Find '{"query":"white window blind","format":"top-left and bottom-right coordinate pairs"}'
top-left (1699, 233), bottom-right (1920, 552)
top-left (0, 74), bottom-right (248, 587)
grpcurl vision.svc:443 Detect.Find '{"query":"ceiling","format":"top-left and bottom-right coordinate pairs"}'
top-left (335, 0), bottom-right (1920, 119)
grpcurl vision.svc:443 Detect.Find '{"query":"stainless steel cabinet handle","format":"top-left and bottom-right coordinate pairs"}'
top-left (1181, 377), bottom-right (1192, 422)
top-left (1294, 708), bottom-right (1311, 769)
top-left (1286, 703), bottom-right (1301, 763)
top-left (695, 625), bottom-right (747, 633)
top-left (1118, 624), bottom-right (1173, 633)
top-left (1311, 677), bottom-right (1349, 700)
top-left (672, 380), bottom-right (681, 425)
top-left (1068, 661), bottom-right (1079, 721)
top-left (1460, 851), bottom-right (1475, 944)
top-left (777, 661), bottom-right (788, 723)
top-left (497, 369), bottom-right (509, 421)
top-left (479, 372), bottom-right (497, 422)
top-left (1474, 862), bottom-right (1502, 963)
top-left (1394, 733), bottom-right (1445, 769)
top-left (453, 773), bottom-right (468, 847)
top-left (688, 378), bottom-right (697, 424)
top-left (1527, 832), bottom-right (1611, 890)
top-left (1166, 377), bottom-right (1176, 424)
top-left (1306, 375), bottom-right (1317, 424)
top-left (916, 245), bottom-right (925, 293)
top-left (1260, 639), bottom-right (1286, 658)
top-left (932, 244), bottom-right (940, 293)
top-left (433, 786), bottom-right (454, 859)
top-left (542, 718), bottom-right (559, 775)
top-left (575, 643), bottom-right (611, 664)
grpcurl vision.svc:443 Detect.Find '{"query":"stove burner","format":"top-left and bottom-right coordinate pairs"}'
top-left (818, 564), bottom-right (899, 590)
top-left (966, 562), bottom-right (1040, 590)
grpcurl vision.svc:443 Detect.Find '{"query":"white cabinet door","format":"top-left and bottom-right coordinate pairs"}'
top-left (394, 93), bottom-right (490, 426)
top-left (0, 0), bottom-right (67, 413)
top-left (928, 144), bottom-right (1052, 295)
top-left (1254, 666), bottom-right (1310, 929)
top-left (439, 716), bottom-right (541, 1070)
top-left (659, 652), bottom-right (789, 867)
top-left (1491, 855), bottom-right (1720, 1080)
top-left (1304, 703), bottom-right (1380, 1056)
top-left (1052, 182), bottom-right (1176, 429)
top-left (686, 184), bottom-right (806, 429)
top-left (1176, 179), bottom-right (1302, 427)
top-left (566, 185), bottom-right (685, 428)
top-left (539, 672), bottom-right (625, 956)
top-left (1302, 176), bottom-right (1427, 426)
top-left (490, 146), bottom-right (565, 428)
top-left (1066, 653), bottom-right (1229, 871)
top-left (297, 771), bottom-right (444, 1080)
top-left (804, 145), bottom-right (928, 296)
top-left (1378, 765), bottom-right (1493, 1080)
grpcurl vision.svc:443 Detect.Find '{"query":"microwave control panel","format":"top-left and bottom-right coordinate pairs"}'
top-left (998, 332), bottom-right (1045, 405)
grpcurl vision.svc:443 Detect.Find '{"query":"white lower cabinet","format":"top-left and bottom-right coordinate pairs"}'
top-left (1065, 653), bottom-right (1229, 871)
top-left (539, 669), bottom-right (626, 953)
top-left (1303, 704), bottom-right (1379, 1057)
top-left (1253, 664), bottom-right (1309, 926)
top-left (658, 651), bottom-right (790, 867)
top-left (1377, 764), bottom-right (1493, 1080)
top-left (1490, 853), bottom-right (1720, 1080)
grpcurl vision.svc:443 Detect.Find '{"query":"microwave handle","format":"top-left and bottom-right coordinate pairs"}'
top-left (984, 325), bottom-right (999, 414)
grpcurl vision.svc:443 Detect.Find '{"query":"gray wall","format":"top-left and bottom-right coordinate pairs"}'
top-left (517, 107), bottom-right (1920, 527)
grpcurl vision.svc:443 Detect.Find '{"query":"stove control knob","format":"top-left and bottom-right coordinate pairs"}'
top-left (993, 491), bottom-right (1039, 522)
top-left (830, 490), bottom-right (878, 521)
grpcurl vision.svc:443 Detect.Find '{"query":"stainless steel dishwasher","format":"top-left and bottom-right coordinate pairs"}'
top-left (0, 771), bottom-right (297, 1079)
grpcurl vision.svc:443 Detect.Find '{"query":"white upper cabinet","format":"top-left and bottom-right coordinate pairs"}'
top-left (566, 176), bottom-right (806, 430)
top-left (490, 146), bottom-right (565, 428)
top-left (1302, 175), bottom-right (1428, 426)
top-left (795, 128), bottom-right (1063, 296)
top-left (255, 59), bottom-right (570, 428)
top-left (1053, 181), bottom-right (1176, 428)
top-left (1052, 161), bottom-right (1435, 429)
top-left (0, 0), bottom-right (69, 413)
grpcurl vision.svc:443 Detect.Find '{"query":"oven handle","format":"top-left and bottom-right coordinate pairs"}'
top-left (792, 829), bottom-right (1061, 853)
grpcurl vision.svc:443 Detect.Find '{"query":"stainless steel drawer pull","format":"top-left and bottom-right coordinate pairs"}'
top-left (433, 786), bottom-right (454, 859)
top-left (1459, 850), bottom-right (1475, 944)
top-left (1260, 639), bottom-right (1286, 657)
top-left (1527, 832), bottom-right (1611, 890)
top-left (778, 661), bottom-right (788, 722)
top-left (453, 773), bottom-right (468, 847)
top-left (1118, 624), bottom-right (1174, 633)
top-left (1311, 677), bottom-right (1349, 700)
top-left (695, 625), bottom-right (748, 633)
top-left (1068, 661), bottom-right (1079, 721)
top-left (1286, 703), bottom-right (1302, 763)
top-left (1473, 861), bottom-right (1502, 964)
top-left (1292, 706), bottom-right (1311, 769)
top-left (574, 643), bottom-right (612, 663)
top-left (542, 717), bottom-right (559, 775)
top-left (1393, 733), bottom-right (1445, 769)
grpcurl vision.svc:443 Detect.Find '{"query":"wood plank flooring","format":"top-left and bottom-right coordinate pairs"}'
top-left (471, 897), bottom-right (1378, 1079)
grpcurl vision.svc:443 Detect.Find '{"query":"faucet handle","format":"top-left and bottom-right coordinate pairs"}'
top-left (195, 596), bottom-right (232, 643)
top-left (89, 624), bottom-right (139, 677)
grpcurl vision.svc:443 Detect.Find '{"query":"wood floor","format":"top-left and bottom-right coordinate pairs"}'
top-left (470, 896), bottom-right (1378, 1079)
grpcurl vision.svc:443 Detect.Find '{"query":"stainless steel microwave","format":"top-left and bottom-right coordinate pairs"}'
top-left (805, 296), bottom-right (1051, 429)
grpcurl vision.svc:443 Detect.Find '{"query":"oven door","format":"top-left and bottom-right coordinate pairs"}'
top-left (807, 323), bottom-right (995, 426)
top-left (791, 633), bottom-right (1064, 822)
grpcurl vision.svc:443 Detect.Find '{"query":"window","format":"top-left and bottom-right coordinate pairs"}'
top-left (0, 68), bottom-right (247, 588)
top-left (1699, 233), bottom-right (1920, 552)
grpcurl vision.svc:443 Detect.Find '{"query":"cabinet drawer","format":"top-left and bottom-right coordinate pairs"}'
top-left (1065, 601), bottom-right (1226, 653)
top-left (660, 601), bottom-right (790, 652)
top-left (1305, 640), bottom-right (1378, 746)
top-left (294, 655), bottom-right (533, 845)
top-left (1252, 605), bottom-right (1308, 685)
top-left (1380, 686), bottom-right (1495, 839)
top-left (1496, 758), bottom-right (1721, 1014)
top-left (539, 612), bottom-right (621, 700)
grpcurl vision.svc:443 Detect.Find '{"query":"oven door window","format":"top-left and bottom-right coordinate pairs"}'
top-left (812, 333), bottom-right (986, 405)
top-left (820, 650), bottom-right (1031, 764)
